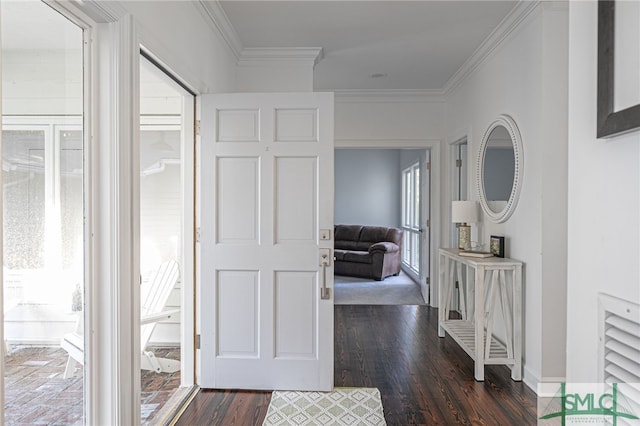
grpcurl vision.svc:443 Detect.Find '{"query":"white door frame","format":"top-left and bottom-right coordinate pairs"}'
top-left (335, 139), bottom-right (441, 306)
top-left (0, 1), bottom-right (203, 423)
top-left (43, 2), bottom-right (157, 424)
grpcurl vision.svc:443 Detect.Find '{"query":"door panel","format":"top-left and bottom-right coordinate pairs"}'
top-left (217, 157), bottom-right (259, 243)
top-left (216, 270), bottom-right (259, 357)
top-left (200, 93), bottom-right (334, 391)
top-left (275, 157), bottom-right (317, 243)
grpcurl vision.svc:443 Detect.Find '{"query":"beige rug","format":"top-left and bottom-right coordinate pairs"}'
top-left (262, 387), bottom-right (386, 426)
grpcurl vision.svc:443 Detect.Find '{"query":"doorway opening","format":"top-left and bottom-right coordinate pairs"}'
top-left (333, 148), bottom-right (431, 305)
top-left (450, 138), bottom-right (468, 247)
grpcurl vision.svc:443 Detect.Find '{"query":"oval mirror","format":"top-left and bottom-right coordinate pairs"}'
top-left (477, 115), bottom-right (523, 223)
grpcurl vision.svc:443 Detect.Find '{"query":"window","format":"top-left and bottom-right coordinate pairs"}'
top-left (402, 162), bottom-right (421, 273)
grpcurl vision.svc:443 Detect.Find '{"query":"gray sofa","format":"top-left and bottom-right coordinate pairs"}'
top-left (334, 224), bottom-right (403, 281)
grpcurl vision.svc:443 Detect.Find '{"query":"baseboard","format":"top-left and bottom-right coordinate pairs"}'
top-left (523, 367), bottom-right (567, 396)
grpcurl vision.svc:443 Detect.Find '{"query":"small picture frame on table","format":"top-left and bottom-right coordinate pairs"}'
top-left (490, 235), bottom-right (505, 258)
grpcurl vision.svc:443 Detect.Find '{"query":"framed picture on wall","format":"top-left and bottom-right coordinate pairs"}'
top-left (490, 235), bottom-right (505, 258)
top-left (597, 0), bottom-right (640, 138)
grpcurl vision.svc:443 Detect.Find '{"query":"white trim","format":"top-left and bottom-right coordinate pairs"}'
top-left (179, 88), bottom-right (196, 387)
top-left (442, 1), bottom-right (540, 96)
top-left (91, 15), bottom-right (141, 424)
top-left (195, 0), bottom-right (243, 61)
top-left (335, 138), bottom-right (440, 149)
top-left (138, 38), bottom-right (205, 96)
top-left (238, 47), bottom-right (324, 68)
top-left (62, 0), bottom-right (128, 23)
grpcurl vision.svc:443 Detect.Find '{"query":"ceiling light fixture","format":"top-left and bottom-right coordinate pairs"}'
top-left (368, 73), bottom-right (388, 78)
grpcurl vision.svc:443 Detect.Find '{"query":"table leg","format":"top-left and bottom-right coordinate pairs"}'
top-left (438, 254), bottom-right (446, 337)
top-left (512, 265), bottom-right (523, 381)
top-left (474, 266), bottom-right (485, 381)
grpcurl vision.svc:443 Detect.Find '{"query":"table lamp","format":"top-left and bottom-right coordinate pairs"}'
top-left (452, 201), bottom-right (479, 251)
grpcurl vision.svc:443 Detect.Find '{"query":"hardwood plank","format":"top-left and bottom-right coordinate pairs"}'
top-left (176, 305), bottom-right (538, 425)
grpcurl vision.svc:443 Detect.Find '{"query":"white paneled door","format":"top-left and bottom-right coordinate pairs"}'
top-left (199, 93), bottom-right (334, 390)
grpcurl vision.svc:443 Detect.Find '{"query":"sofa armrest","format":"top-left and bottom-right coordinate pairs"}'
top-left (369, 242), bottom-right (400, 254)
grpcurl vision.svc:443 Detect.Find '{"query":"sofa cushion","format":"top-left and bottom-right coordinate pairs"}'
top-left (360, 226), bottom-right (395, 244)
top-left (335, 225), bottom-right (363, 242)
top-left (343, 251), bottom-right (372, 264)
top-left (334, 240), bottom-right (360, 251)
top-left (334, 249), bottom-right (346, 261)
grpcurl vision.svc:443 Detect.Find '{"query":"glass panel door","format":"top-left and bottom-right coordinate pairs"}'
top-left (2, 1), bottom-right (85, 423)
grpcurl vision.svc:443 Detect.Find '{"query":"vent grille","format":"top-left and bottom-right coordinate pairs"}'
top-left (599, 294), bottom-right (640, 425)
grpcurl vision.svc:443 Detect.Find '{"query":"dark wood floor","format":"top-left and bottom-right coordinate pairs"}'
top-left (176, 305), bottom-right (538, 425)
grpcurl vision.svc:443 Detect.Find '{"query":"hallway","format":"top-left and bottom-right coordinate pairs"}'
top-left (176, 305), bottom-right (537, 425)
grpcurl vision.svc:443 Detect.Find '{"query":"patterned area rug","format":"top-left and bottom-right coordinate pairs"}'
top-left (263, 387), bottom-right (386, 426)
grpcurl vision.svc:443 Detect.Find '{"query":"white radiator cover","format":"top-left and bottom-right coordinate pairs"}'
top-left (598, 293), bottom-right (640, 424)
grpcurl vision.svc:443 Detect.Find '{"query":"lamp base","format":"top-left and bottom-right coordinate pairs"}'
top-left (458, 224), bottom-right (471, 251)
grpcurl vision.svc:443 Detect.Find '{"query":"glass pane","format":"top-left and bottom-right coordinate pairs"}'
top-left (3, 130), bottom-right (46, 270)
top-left (2, 1), bottom-right (84, 423)
top-left (60, 130), bottom-right (84, 288)
top-left (413, 167), bottom-right (420, 228)
top-left (402, 232), bottom-right (410, 265)
top-left (411, 232), bottom-right (420, 271)
top-left (140, 55), bottom-right (187, 423)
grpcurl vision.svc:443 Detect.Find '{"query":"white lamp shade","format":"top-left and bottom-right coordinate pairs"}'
top-left (452, 200), bottom-right (479, 224)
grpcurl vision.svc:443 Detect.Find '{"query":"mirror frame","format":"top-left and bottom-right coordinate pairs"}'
top-left (476, 114), bottom-right (524, 223)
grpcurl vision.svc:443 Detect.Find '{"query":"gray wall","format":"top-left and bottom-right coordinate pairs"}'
top-left (335, 149), bottom-right (401, 227)
top-left (335, 149), bottom-right (423, 227)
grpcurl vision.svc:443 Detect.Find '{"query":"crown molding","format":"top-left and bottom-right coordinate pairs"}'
top-left (238, 47), bottom-right (324, 68)
top-left (442, 0), bottom-right (541, 96)
top-left (334, 89), bottom-right (444, 103)
top-left (67, 0), bottom-right (128, 23)
top-left (196, 0), bottom-right (243, 61)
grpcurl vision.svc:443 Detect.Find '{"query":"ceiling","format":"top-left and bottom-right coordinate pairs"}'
top-left (1, 0), bottom-right (519, 93)
top-left (219, 1), bottom-right (519, 92)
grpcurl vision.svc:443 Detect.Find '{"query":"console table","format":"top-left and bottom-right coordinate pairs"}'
top-left (438, 248), bottom-right (522, 381)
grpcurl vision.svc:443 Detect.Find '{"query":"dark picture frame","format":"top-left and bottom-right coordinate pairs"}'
top-left (490, 235), bottom-right (505, 258)
top-left (597, 0), bottom-right (640, 138)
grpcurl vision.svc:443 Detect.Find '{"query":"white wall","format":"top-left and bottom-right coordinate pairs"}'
top-left (566, 1), bottom-right (640, 382)
top-left (335, 95), bottom-right (443, 143)
top-left (335, 149), bottom-right (401, 227)
top-left (122, 1), bottom-right (236, 93)
top-left (236, 62), bottom-right (314, 92)
top-left (443, 2), bottom-right (569, 389)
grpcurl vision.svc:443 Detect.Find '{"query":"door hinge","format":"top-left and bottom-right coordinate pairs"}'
top-left (195, 119), bottom-right (201, 136)
top-left (196, 334), bottom-right (201, 349)
top-left (426, 162), bottom-right (431, 171)
top-left (196, 227), bottom-right (201, 243)
top-left (426, 277), bottom-right (430, 285)
top-left (456, 159), bottom-right (462, 168)
top-left (426, 219), bottom-right (430, 228)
